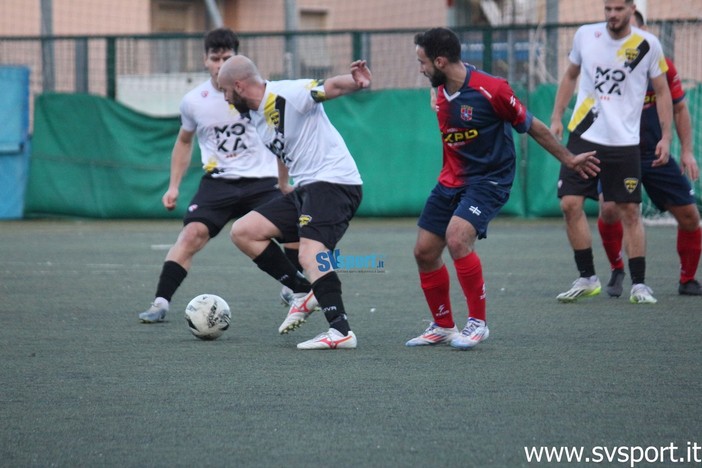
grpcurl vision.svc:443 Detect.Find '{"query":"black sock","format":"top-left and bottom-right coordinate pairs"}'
top-left (629, 257), bottom-right (646, 284)
top-left (574, 248), bottom-right (596, 278)
top-left (155, 260), bottom-right (188, 302)
top-left (312, 272), bottom-right (350, 336)
top-left (284, 246), bottom-right (303, 274)
top-left (253, 241), bottom-right (311, 293)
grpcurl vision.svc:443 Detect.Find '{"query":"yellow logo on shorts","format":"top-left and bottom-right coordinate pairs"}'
top-left (624, 178), bottom-right (639, 193)
top-left (298, 214), bottom-right (312, 227)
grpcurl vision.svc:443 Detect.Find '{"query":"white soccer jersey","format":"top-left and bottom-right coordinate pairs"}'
top-left (567, 23), bottom-right (668, 146)
top-left (249, 79), bottom-right (363, 187)
top-left (179, 79), bottom-right (278, 179)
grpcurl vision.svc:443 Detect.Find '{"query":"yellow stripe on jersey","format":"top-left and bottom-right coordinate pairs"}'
top-left (618, 33), bottom-right (645, 63)
top-left (568, 96), bottom-right (596, 132)
top-left (307, 79), bottom-right (327, 103)
top-left (263, 93), bottom-right (280, 128)
top-left (659, 57), bottom-right (669, 74)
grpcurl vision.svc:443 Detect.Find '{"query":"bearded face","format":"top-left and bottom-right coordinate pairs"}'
top-left (428, 67), bottom-right (448, 88)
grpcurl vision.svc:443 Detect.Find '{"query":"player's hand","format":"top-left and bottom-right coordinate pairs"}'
top-left (277, 182), bottom-right (295, 195)
top-left (569, 150), bottom-right (600, 179)
top-left (350, 60), bottom-right (371, 89)
top-left (162, 188), bottom-right (178, 211)
top-left (429, 88), bottom-right (437, 110)
top-left (652, 139), bottom-right (671, 168)
top-left (680, 151), bottom-right (699, 182)
top-left (550, 120), bottom-right (564, 141)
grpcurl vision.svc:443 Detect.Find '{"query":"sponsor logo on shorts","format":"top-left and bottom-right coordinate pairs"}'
top-left (624, 178), bottom-right (639, 193)
top-left (298, 214), bottom-right (312, 227)
top-left (188, 204), bottom-right (198, 212)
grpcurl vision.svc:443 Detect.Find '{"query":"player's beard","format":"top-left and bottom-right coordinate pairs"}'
top-left (232, 96), bottom-right (250, 114)
top-left (607, 16), bottom-right (630, 35)
top-left (428, 69), bottom-right (447, 88)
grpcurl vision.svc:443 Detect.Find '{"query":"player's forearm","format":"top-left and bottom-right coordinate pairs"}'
top-left (550, 76), bottom-right (576, 124)
top-left (653, 77), bottom-right (674, 144)
top-left (529, 118), bottom-right (573, 163)
top-left (169, 141), bottom-right (192, 189)
top-left (673, 101), bottom-right (694, 155)
top-left (323, 74), bottom-right (363, 100)
top-left (276, 159), bottom-right (291, 191)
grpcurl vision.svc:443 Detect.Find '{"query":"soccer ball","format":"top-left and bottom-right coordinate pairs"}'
top-left (184, 294), bottom-right (231, 340)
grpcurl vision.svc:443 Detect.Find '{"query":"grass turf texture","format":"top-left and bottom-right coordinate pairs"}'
top-left (1, 218), bottom-right (700, 467)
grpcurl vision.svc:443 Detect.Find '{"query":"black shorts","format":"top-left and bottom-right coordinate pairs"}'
top-left (558, 134), bottom-right (641, 203)
top-left (184, 176), bottom-right (281, 238)
top-left (254, 182), bottom-right (363, 249)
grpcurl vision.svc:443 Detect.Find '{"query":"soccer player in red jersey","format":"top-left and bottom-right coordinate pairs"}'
top-left (407, 27), bottom-right (599, 350)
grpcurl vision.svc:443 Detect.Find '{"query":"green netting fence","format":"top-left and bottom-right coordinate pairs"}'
top-left (25, 86), bottom-right (702, 219)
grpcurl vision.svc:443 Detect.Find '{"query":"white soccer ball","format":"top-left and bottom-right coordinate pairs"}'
top-left (184, 294), bottom-right (231, 340)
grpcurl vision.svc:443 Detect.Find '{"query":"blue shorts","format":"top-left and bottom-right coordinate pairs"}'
top-left (640, 152), bottom-right (696, 211)
top-left (417, 182), bottom-right (511, 239)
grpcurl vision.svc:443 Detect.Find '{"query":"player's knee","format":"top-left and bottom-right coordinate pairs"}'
top-left (413, 244), bottom-right (434, 267)
top-left (673, 206), bottom-right (701, 231)
top-left (599, 201), bottom-right (619, 224)
top-left (229, 219), bottom-right (252, 247)
top-left (560, 197), bottom-right (583, 222)
top-left (445, 236), bottom-right (472, 259)
top-left (178, 223), bottom-right (210, 250)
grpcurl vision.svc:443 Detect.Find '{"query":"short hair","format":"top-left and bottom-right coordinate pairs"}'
top-left (414, 27), bottom-right (462, 63)
top-left (204, 28), bottom-right (240, 54)
top-left (633, 10), bottom-right (645, 27)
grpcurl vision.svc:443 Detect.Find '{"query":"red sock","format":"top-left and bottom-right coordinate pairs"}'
top-left (598, 217), bottom-right (625, 271)
top-left (419, 265), bottom-right (454, 328)
top-left (454, 252), bottom-right (486, 323)
top-left (678, 227), bottom-right (701, 283)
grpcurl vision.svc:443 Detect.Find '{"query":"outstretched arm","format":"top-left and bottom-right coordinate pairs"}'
top-left (528, 118), bottom-right (600, 179)
top-left (322, 60), bottom-right (372, 100)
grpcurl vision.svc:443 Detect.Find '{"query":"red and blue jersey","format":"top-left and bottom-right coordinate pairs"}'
top-left (640, 57), bottom-right (685, 154)
top-left (435, 64), bottom-right (533, 188)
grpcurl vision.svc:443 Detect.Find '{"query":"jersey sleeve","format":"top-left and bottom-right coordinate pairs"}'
top-left (179, 97), bottom-right (196, 132)
top-left (665, 58), bottom-right (686, 104)
top-left (490, 80), bottom-right (533, 134)
top-left (285, 79), bottom-right (324, 114)
top-left (568, 26), bottom-right (584, 66)
top-left (646, 34), bottom-right (668, 80)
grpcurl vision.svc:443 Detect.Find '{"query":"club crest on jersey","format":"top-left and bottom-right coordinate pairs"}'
top-left (624, 178), bottom-right (639, 193)
top-left (267, 110), bottom-right (280, 127)
top-left (460, 105), bottom-right (473, 121)
top-left (298, 214), bottom-right (312, 227)
top-left (625, 48), bottom-right (639, 62)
